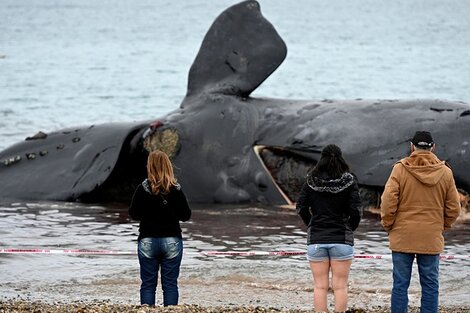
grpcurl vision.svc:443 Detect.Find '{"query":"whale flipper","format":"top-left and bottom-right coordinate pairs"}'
top-left (186, 0), bottom-right (287, 99)
top-left (0, 122), bottom-right (147, 202)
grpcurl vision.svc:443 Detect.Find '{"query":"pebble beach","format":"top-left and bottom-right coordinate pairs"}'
top-left (1, 300), bottom-right (470, 313)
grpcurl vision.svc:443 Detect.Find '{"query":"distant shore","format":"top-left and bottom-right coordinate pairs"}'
top-left (1, 300), bottom-right (470, 313)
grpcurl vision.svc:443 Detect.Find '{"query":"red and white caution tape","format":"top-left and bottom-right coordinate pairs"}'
top-left (0, 248), bottom-right (469, 260)
top-left (199, 250), bottom-right (306, 257)
top-left (199, 251), bottom-right (470, 260)
top-left (437, 255), bottom-right (470, 260)
top-left (0, 249), bottom-right (135, 255)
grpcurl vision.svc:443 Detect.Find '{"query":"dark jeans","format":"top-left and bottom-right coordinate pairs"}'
top-left (391, 252), bottom-right (439, 313)
top-left (138, 237), bottom-right (183, 306)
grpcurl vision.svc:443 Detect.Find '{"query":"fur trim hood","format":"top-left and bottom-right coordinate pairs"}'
top-left (306, 172), bottom-right (355, 194)
top-left (142, 179), bottom-right (181, 194)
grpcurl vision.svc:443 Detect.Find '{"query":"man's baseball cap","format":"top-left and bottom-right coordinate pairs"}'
top-left (411, 131), bottom-right (434, 148)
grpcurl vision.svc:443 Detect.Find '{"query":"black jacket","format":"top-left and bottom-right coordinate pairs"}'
top-left (296, 172), bottom-right (362, 245)
top-left (128, 179), bottom-right (191, 241)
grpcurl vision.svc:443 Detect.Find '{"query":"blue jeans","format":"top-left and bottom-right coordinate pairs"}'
top-left (138, 237), bottom-right (183, 306)
top-left (391, 252), bottom-right (439, 313)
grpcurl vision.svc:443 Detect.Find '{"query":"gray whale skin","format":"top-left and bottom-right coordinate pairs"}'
top-left (1, 0), bottom-right (470, 206)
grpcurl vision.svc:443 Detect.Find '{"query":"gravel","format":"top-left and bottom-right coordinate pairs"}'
top-left (1, 299), bottom-right (469, 313)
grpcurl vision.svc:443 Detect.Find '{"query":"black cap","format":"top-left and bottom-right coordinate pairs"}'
top-left (411, 131), bottom-right (434, 148)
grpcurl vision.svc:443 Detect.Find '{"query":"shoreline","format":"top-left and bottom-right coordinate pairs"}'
top-left (1, 299), bottom-right (470, 313)
top-left (2, 264), bottom-right (469, 312)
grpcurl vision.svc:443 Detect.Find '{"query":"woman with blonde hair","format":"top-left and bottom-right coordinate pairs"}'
top-left (129, 150), bottom-right (191, 306)
top-left (296, 144), bottom-right (361, 313)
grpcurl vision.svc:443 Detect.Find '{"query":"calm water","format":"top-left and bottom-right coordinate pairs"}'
top-left (1, 0), bottom-right (470, 151)
top-left (1, 0), bottom-right (470, 308)
top-left (0, 202), bottom-right (469, 308)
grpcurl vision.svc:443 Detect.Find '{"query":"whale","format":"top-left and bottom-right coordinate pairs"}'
top-left (1, 0), bottom-right (470, 207)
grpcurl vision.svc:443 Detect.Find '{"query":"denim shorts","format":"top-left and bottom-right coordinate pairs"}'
top-left (307, 243), bottom-right (354, 261)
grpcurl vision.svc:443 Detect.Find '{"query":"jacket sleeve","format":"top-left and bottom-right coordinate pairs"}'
top-left (347, 179), bottom-right (362, 231)
top-left (443, 173), bottom-right (461, 231)
top-left (296, 182), bottom-right (312, 226)
top-left (380, 164), bottom-right (401, 232)
top-left (128, 185), bottom-right (143, 221)
top-left (175, 187), bottom-right (192, 222)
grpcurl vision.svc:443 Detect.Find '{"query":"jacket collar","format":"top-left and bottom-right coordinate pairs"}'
top-left (306, 172), bottom-right (355, 194)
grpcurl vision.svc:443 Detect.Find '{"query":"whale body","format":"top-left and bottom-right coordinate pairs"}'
top-left (1, 0), bottom-right (469, 206)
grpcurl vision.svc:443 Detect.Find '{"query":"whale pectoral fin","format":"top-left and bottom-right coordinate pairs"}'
top-left (0, 122), bottom-right (147, 202)
top-left (185, 0), bottom-right (287, 99)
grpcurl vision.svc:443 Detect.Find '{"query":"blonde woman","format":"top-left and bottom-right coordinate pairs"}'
top-left (129, 150), bottom-right (191, 306)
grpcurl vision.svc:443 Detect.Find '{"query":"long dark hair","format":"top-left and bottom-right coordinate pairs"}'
top-left (310, 144), bottom-right (350, 179)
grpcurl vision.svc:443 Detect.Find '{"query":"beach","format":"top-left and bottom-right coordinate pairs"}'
top-left (1, 300), bottom-right (470, 313)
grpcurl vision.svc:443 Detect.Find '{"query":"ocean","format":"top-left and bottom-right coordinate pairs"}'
top-left (1, 0), bottom-right (469, 151)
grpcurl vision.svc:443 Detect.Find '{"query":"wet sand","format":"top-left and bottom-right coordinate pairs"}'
top-left (2, 274), bottom-right (470, 313)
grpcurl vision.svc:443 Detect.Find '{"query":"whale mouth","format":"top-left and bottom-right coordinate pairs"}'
top-left (254, 145), bottom-right (320, 205)
top-left (254, 145), bottom-right (383, 213)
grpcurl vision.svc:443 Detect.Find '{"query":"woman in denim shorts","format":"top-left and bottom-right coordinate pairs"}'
top-left (129, 150), bottom-right (192, 306)
top-left (297, 144), bottom-right (362, 313)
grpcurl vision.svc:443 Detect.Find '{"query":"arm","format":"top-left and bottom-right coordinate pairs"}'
top-left (175, 186), bottom-right (192, 222)
top-left (296, 182), bottom-right (312, 226)
top-left (380, 164), bottom-right (401, 232)
top-left (128, 185), bottom-right (143, 221)
top-left (443, 174), bottom-right (461, 231)
top-left (348, 179), bottom-right (362, 231)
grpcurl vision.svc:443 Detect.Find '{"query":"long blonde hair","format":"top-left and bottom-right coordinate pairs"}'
top-left (146, 150), bottom-right (177, 194)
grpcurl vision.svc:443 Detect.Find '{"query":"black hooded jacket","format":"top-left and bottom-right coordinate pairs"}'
top-left (296, 172), bottom-right (362, 245)
top-left (128, 179), bottom-right (191, 241)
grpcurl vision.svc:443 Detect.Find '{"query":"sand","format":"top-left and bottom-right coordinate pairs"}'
top-left (1, 299), bottom-right (470, 313)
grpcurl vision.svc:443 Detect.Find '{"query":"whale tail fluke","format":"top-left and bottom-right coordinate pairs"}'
top-left (185, 0), bottom-right (287, 100)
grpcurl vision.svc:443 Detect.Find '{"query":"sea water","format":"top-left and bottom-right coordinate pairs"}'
top-left (1, 0), bottom-right (469, 151)
top-left (0, 203), bottom-right (469, 308)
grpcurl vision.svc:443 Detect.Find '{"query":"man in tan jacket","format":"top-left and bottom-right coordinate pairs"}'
top-left (380, 130), bottom-right (461, 313)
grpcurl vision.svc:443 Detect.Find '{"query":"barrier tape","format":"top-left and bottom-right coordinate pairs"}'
top-left (0, 248), bottom-right (469, 260)
top-left (200, 251), bottom-right (306, 257)
top-left (0, 249), bottom-right (135, 255)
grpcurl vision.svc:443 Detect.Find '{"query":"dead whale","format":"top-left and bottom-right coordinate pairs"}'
top-left (1, 0), bottom-right (469, 207)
